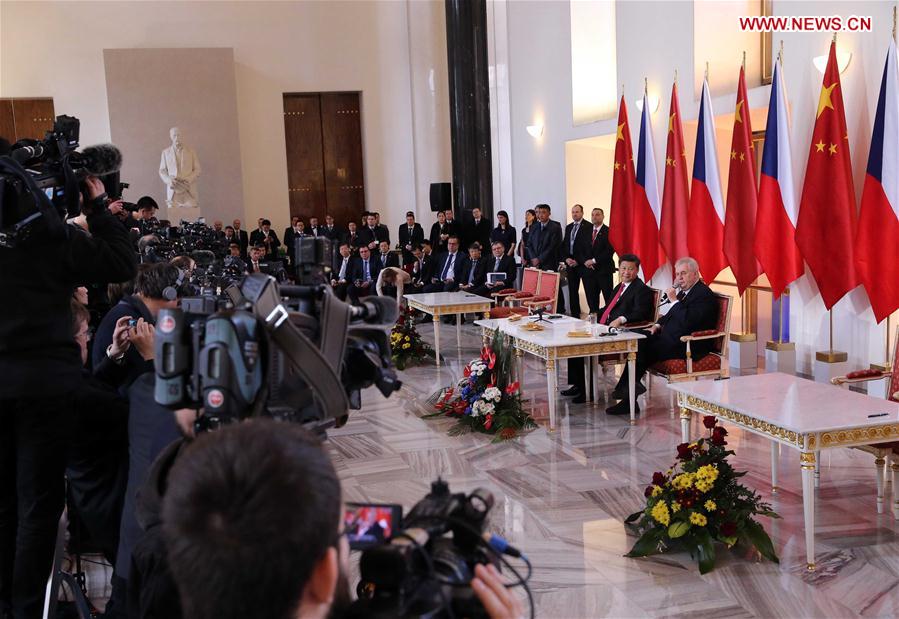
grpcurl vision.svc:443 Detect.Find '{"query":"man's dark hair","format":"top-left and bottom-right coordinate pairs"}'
top-left (420, 239), bottom-right (432, 247)
top-left (338, 241), bottom-right (350, 250)
top-left (134, 263), bottom-right (179, 300)
top-left (469, 242), bottom-right (482, 251)
top-left (262, 219), bottom-right (271, 226)
top-left (163, 420), bottom-right (341, 619)
top-left (137, 196), bottom-right (158, 211)
top-left (592, 207), bottom-right (605, 216)
top-left (619, 253), bottom-right (641, 268)
top-left (225, 225), bottom-right (234, 232)
top-left (536, 203), bottom-right (551, 213)
top-left (405, 211), bottom-right (414, 217)
top-left (229, 242), bottom-right (240, 249)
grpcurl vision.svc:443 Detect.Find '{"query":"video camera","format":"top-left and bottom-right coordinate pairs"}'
top-left (153, 272), bottom-right (401, 434)
top-left (348, 479), bottom-right (533, 619)
top-left (0, 115), bottom-right (123, 247)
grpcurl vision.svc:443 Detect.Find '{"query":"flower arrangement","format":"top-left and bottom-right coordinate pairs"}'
top-left (390, 305), bottom-right (434, 370)
top-left (429, 332), bottom-right (536, 441)
top-left (624, 416), bottom-right (780, 574)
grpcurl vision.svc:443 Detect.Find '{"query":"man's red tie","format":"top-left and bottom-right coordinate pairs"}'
top-left (600, 284), bottom-right (624, 325)
top-left (592, 228), bottom-right (598, 244)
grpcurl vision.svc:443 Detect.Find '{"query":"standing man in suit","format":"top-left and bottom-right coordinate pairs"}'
top-left (344, 221), bottom-right (360, 252)
top-left (581, 207), bottom-right (615, 313)
top-left (561, 204), bottom-right (591, 318)
top-left (606, 257), bottom-right (718, 416)
top-left (525, 204), bottom-right (563, 271)
top-left (458, 242), bottom-right (487, 293)
top-left (464, 207), bottom-right (491, 252)
top-left (283, 218), bottom-right (304, 266)
top-left (232, 219), bottom-right (249, 258)
top-left (443, 208), bottom-right (457, 237)
top-left (322, 215), bottom-right (342, 242)
top-left (251, 220), bottom-right (281, 261)
top-left (398, 211), bottom-right (424, 266)
top-left (424, 236), bottom-right (464, 293)
top-left (283, 217), bottom-right (300, 247)
top-left (307, 216), bottom-right (321, 237)
top-left (376, 240), bottom-right (400, 270)
top-left (373, 212), bottom-right (390, 244)
top-left (330, 242), bottom-right (353, 300)
top-left (472, 241), bottom-right (516, 298)
top-left (358, 213), bottom-right (388, 251)
top-left (348, 245), bottom-right (381, 302)
top-left (562, 254), bottom-right (655, 403)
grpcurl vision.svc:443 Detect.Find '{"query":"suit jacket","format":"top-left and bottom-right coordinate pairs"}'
top-left (490, 225), bottom-right (517, 253)
top-left (598, 278), bottom-right (654, 325)
top-left (249, 229), bottom-right (264, 246)
top-left (581, 224), bottom-right (615, 276)
top-left (357, 225), bottom-right (388, 249)
top-left (348, 255), bottom-right (381, 284)
top-left (283, 228), bottom-right (304, 255)
top-left (562, 220), bottom-right (591, 263)
top-left (398, 223), bottom-right (425, 263)
top-left (236, 229), bottom-right (249, 255)
top-left (376, 251), bottom-right (400, 270)
top-left (429, 222), bottom-right (451, 254)
top-left (526, 219), bottom-right (563, 269)
top-left (376, 224), bottom-right (390, 244)
top-left (322, 224), bottom-right (343, 241)
top-left (433, 251), bottom-right (465, 283)
top-left (332, 254), bottom-right (353, 282)
top-left (459, 256), bottom-right (488, 288)
top-left (308, 225), bottom-right (322, 237)
top-left (251, 230), bottom-right (280, 259)
top-left (344, 230), bottom-right (361, 250)
top-left (412, 253), bottom-right (437, 285)
top-left (657, 280), bottom-right (719, 357)
top-left (464, 217), bottom-right (492, 250)
top-left (485, 254), bottom-right (517, 288)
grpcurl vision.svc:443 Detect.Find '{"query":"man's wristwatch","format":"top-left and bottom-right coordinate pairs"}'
top-left (106, 344), bottom-right (126, 364)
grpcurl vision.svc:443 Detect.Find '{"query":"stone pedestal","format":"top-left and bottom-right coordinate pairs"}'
top-left (765, 341), bottom-right (796, 375)
top-left (813, 350), bottom-right (849, 386)
top-left (729, 334), bottom-right (758, 370)
top-left (165, 206), bottom-right (202, 224)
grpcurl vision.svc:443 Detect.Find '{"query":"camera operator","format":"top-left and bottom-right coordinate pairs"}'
top-left (0, 174), bottom-right (136, 618)
top-left (135, 196), bottom-right (160, 236)
top-left (158, 420), bottom-right (523, 619)
top-left (108, 197), bottom-right (138, 231)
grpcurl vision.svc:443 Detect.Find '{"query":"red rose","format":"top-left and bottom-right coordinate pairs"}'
top-left (484, 414), bottom-right (494, 431)
top-left (505, 381), bottom-right (520, 395)
top-left (487, 351), bottom-right (497, 369)
top-left (702, 415), bottom-right (717, 429)
top-left (652, 472), bottom-right (666, 486)
top-left (711, 426), bottom-right (728, 446)
top-left (719, 521), bottom-right (737, 537)
top-left (644, 486), bottom-right (655, 498)
top-left (464, 366), bottom-right (471, 378)
top-left (676, 443), bottom-right (694, 460)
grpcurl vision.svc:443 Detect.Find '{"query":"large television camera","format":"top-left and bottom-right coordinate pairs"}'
top-left (153, 272), bottom-right (400, 433)
top-left (0, 115), bottom-right (123, 247)
top-left (348, 479), bottom-right (533, 619)
top-left (139, 219), bottom-right (230, 264)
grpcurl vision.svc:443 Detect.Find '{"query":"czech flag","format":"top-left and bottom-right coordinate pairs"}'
top-left (688, 78), bottom-right (727, 281)
top-left (856, 40), bottom-right (899, 322)
top-left (633, 92), bottom-right (666, 280)
top-left (755, 58), bottom-right (803, 299)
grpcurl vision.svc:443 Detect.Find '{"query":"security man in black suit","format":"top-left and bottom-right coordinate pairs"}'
top-left (562, 254), bottom-right (654, 403)
top-left (423, 236), bottom-right (464, 293)
top-left (525, 204), bottom-right (563, 271)
top-left (581, 207), bottom-right (616, 313)
top-left (463, 206), bottom-right (492, 252)
top-left (322, 214), bottom-right (343, 242)
top-left (398, 211), bottom-right (424, 265)
top-left (376, 240), bottom-right (400, 270)
top-left (606, 256), bottom-right (719, 416)
top-left (472, 241), bottom-right (517, 298)
top-left (561, 204), bottom-right (591, 318)
top-left (410, 241), bottom-right (436, 289)
top-left (358, 213), bottom-right (389, 251)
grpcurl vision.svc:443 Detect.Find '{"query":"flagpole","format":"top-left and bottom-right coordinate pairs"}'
top-left (871, 315), bottom-right (893, 372)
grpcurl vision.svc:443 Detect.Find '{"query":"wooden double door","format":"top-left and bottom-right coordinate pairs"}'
top-left (0, 98), bottom-right (56, 143)
top-left (283, 92), bottom-right (365, 227)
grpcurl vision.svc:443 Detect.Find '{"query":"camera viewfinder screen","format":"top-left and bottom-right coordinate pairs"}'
top-left (344, 503), bottom-right (401, 549)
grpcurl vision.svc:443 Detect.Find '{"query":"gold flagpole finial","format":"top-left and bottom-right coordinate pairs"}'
top-left (742, 50), bottom-right (746, 70)
top-left (779, 39), bottom-right (784, 65)
top-left (674, 68), bottom-right (678, 85)
top-left (833, 32), bottom-right (838, 44)
top-left (893, 5), bottom-right (896, 40)
top-left (621, 83), bottom-right (625, 98)
top-left (705, 61), bottom-right (710, 81)
top-left (644, 77), bottom-right (648, 96)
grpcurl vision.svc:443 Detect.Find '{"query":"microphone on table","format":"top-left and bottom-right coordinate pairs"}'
top-left (658, 283), bottom-right (682, 306)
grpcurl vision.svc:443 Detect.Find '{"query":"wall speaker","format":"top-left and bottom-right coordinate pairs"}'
top-left (429, 182), bottom-right (452, 212)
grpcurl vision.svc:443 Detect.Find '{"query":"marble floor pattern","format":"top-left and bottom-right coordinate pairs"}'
top-left (332, 322), bottom-right (899, 619)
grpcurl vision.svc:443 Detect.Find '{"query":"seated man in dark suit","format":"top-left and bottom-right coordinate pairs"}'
top-left (410, 241), bottom-right (436, 290)
top-left (423, 236), bottom-right (464, 293)
top-left (376, 240), bottom-right (400, 270)
top-left (606, 256), bottom-right (718, 416)
top-left (562, 254), bottom-right (654, 403)
top-left (330, 242), bottom-right (353, 301)
top-left (458, 242), bottom-right (488, 293)
top-left (348, 245), bottom-right (381, 302)
top-left (471, 241), bottom-right (516, 298)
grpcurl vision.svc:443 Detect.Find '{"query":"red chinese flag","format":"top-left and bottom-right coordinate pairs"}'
top-left (723, 66), bottom-right (762, 294)
top-left (795, 41), bottom-right (858, 309)
top-left (660, 83), bottom-right (690, 265)
top-left (608, 97), bottom-right (637, 256)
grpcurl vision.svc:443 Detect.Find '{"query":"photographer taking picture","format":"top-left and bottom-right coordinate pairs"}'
top-left (0, 171), bottom-right (136, 618)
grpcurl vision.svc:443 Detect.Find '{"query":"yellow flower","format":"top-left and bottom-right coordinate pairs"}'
top-left (695, 480), bottom-right (713, 493)
top-left (704, 500), bottom-right (716, 511)
top-left (402, 343), bottom-right (411, 349)
top-left (689, 512), bottom-right (708, 527)
top-left (671, 501), bottom-right (681, 513)
top-left (651, 486), bottom-right (663, 498)
top-left (650, 501), bottom-right (670, 526)
top-left (696, 464), bottom-right (719, 483)
top-left (405, 336), bottom-right (411, 342)
top-left (671, 473), bottom-right (694, 490)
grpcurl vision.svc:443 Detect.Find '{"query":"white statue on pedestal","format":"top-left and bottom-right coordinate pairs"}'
top-left (159, 127), bottom-right (201, 213)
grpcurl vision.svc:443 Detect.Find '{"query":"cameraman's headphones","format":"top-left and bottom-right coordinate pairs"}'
top-left (163, 268), bottom-right (186, 301)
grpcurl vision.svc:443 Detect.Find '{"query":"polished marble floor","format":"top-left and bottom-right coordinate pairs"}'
top-left (333, 322), bottom-right (899, 619)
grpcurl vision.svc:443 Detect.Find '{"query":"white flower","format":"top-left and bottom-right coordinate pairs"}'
top-left (483, 387), bottom-right (502, 402)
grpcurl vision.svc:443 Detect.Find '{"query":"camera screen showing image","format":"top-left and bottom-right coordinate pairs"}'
top-left (344, 502), bottom-right (402, 550)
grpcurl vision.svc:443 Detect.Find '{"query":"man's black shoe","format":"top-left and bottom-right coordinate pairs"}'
top-left (572, 394), bottom-right (587, 404)
top-left (560, 386), bottom-right (581, 397)
top-left (605, 399), bottom-right (639, 416)
top-left (612, 382), bottom-right (646, 400)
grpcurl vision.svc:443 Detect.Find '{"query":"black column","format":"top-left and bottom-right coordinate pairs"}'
top-left (445, 0), bottom-right (494, 221)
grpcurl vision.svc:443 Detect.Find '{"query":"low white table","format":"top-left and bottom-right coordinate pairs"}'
top-left (670, 372), bottom-right (899, 572)
top-left (476, 317), bottom-right (645, 429)
top-left (403, 292), bottom-right (493, 366)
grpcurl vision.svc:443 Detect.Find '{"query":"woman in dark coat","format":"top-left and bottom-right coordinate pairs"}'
top-left (490, 210), bottom-right (517, 256)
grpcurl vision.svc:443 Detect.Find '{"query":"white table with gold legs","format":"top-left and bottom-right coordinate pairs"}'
top-left (476, 317), bottom-right (644, 429)
top-left (670, 372), bottom-right (899, 572)
top-left (403, 292), bottom-right (493, 366)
